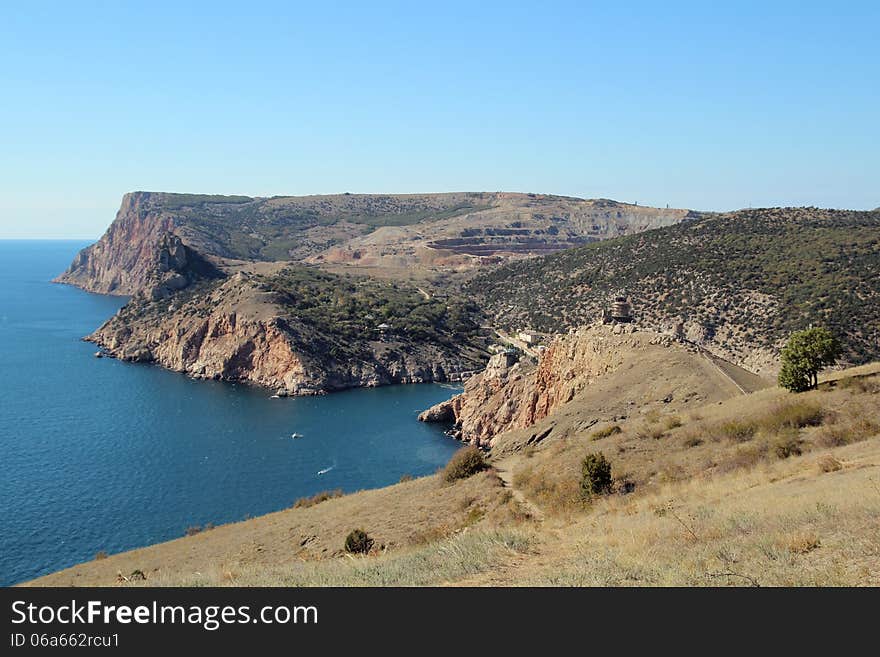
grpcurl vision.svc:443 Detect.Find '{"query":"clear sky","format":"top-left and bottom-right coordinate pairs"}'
top-left (1, 1), bottom-right (877, 238)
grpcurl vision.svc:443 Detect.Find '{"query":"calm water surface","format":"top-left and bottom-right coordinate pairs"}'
top-left (0, 240), bottom-right (462, 585)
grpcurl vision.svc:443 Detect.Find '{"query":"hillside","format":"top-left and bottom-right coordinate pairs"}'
top-left (26, 362), bottom-right (880, 586)
top-left (55, 191), bottom-right (688, 295)
top-left (88, 265), bottom-right (488, 395)
top-left (419, 324), bottom-right (770, 449)
top-left (469, 207), bottom-right (880, 376)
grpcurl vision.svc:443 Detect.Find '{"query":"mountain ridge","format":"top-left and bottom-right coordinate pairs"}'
top-left (469, 206), bottom-right (880, 376)
top-left (55, 190), bottom-right (689, 295)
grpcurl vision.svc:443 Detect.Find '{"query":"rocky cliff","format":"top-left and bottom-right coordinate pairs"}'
top-left (419, 323), bottom-right (765, 448)
top-left (54, 190), bottom-right (693, 397)
top-left (89, 271), bottom-right (486, 395)
top-left (55, 192), bottom-right (183, 294)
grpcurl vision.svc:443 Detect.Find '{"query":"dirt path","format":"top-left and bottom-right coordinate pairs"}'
top-left (494, 456), bottom-right (545, 521)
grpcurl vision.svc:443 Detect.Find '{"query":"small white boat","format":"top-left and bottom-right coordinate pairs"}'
top-left (290, 432), bottom-right (304, 439)
top-left (317, 466), bottom-right (333, 475)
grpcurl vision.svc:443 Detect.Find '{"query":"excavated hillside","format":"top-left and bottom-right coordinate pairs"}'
top-left (55, 191), bottom-right (688, 295)
top-left (470, 207), bottom-right (880, 377)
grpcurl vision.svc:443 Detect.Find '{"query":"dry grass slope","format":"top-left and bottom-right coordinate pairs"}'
top-left (26, 364), bottom-right (880, 587)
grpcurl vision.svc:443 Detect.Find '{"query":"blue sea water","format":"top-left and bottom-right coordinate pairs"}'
top-left (0, 240), bottom-right (462, 585)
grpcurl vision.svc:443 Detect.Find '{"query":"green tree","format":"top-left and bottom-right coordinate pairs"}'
top-left (580, 452), bottom-right (612, 498)
top-left (778, 327), bottom-right (841, 392)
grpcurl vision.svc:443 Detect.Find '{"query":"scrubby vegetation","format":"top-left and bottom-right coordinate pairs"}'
top-left (344, 529), bottom-right (374, 554)
top-left (443, 446), bottom-right (488, 482)
top-left (258, 266), bottom-right (482, 348)
top-left (470, 207), bottom-right (880, 366)
top-left (590, 424), bottom-right (622, 440)
top-left (293, 489), bottom-right (344, 509)
top-left (580, 453), bottom-right (613, 498)
top-left (139, 192), bottom-right (492, 260)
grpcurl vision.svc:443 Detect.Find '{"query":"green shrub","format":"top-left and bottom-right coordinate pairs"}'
top-left (344, 529), bottom-right (374, 554)
top-left (443, 446), bottom-right (487, 482)
top-left (590, 425), bottom-right (622, 440)
top-left (580, 452), bottom-right (613, 499)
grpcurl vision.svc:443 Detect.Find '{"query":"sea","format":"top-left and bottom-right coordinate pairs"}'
top-left (0, 240), bottom-right (462, 585)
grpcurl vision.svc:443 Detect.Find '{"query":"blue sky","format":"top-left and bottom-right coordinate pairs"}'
top-left (1, 1), bottom-right (877, 238)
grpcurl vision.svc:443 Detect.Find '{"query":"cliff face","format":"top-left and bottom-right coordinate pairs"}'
top-left (419, 324), bottom-right (762, 448)
top-left (89, 273), bottom-right (484, 395)
top-left (54, 192), bottom-right (182, 295)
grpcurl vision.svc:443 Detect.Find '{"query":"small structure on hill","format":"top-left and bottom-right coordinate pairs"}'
top-left (604, 294), bottom-right (633, 324)
top-left (518, 331), bottom-right (538, 345)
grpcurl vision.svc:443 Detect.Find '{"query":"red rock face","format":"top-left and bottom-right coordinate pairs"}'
top-left (87, 274), bottom-right (481, 395)
top-left (55, 192), bottom-right (177, 295)
top-left (420, 325), bottom-right (672, 448)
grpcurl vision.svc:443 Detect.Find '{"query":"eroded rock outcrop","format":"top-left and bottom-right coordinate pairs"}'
top-left (88, 273), bottom-right (483, 395)
top-left (55, 192), bottom-right (180, 295)
top-left (420, 324), bottom-right (693, 448)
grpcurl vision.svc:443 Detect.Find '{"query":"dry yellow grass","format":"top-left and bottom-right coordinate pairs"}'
top-left (26, 469), bottom-right (513, 586)
top-left (25, 363), bottom-right (880, 587)
top-left (517, 436), bottom-right (880, 586)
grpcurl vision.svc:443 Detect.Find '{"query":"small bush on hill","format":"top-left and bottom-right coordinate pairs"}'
top-left (591, 425), bottom-right (622, 440)
top-left (814, 416), bottom-right (879, 448)
top-left (293, 489), bottom-right (344, 509)
top-left (772, 429), bottom-right (802, 459)
top-left (443, 446), bottom-right (487, 482)
top-left (838, 375), bottom-right (880, 394)
top-left (817, 454), bottom-right (842, 473)
top-left (636, 424), bottom-right (667, 440)
top-left (344, 529), bottom-right (374, 554)
top-left (581, 452), bottom-right (613, 499)
top-left (719, 419), bottom-right (758, 442)
top-left (759, 400), bottom-right (824, 433)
